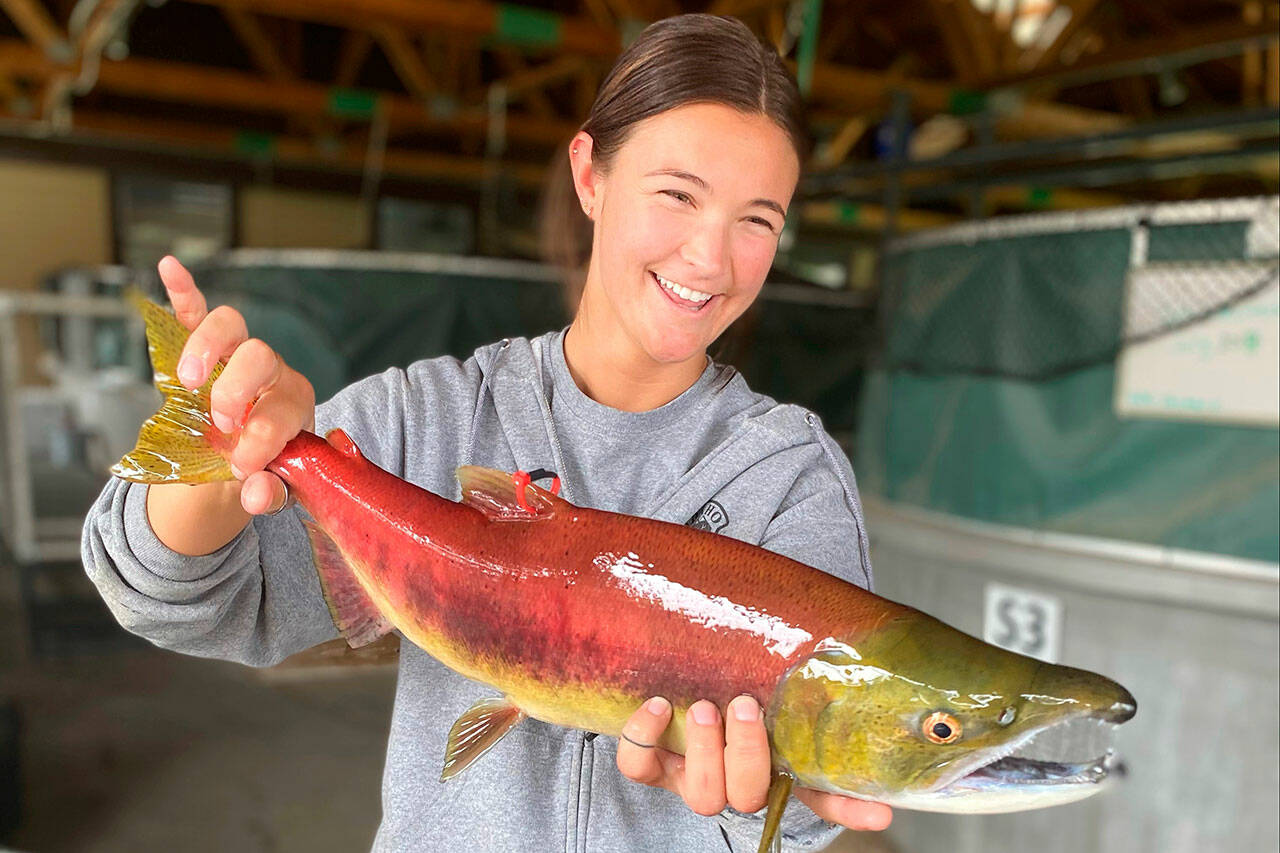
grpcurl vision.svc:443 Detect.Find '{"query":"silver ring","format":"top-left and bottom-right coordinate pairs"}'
top-left (265, 482), bottom-right (293, 515)
top-left (620, 731), bottom-right (655, 749)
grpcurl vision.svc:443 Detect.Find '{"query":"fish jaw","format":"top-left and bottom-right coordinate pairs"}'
top-left (884, 751), bottom-right (1121, 814)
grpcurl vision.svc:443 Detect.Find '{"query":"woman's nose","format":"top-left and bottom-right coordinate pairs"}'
top-left (679, 219), bottom-right (730, 278)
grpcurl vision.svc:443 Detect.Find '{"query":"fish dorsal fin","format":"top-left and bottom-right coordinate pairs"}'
top-left (757, 770), bottom-right (795, 853)
top-left (441, 697), bottom-right (527, 781)
top-left (303, 519), bottom-right (393, 648)
top-left (456, 465), bottom-right (565, 521)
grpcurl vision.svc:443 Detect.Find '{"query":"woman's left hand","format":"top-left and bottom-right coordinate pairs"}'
top-left (616, 695), bottom-right (893, 832)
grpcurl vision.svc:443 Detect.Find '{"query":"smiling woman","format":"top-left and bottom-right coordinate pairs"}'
top-left (82, 13), bottom-right (892, 853)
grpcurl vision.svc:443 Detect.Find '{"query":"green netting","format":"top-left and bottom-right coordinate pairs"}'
top-left (857, 366), bottom-right (1279, 562)
top-left (859, 203), bottom-right (1280, 563)
top-left (880, 229), bottom-right (1132, 378)
top-left (191, 258), bottom-right (872, 436)
top-left (193, 264), bottom-right (568, 403)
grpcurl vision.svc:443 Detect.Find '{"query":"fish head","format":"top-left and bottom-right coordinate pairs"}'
top-left (769, 611), bottom-right (1136, 813)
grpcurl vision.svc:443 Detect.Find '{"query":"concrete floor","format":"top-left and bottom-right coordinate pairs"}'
top-left (4, 641), bottom-right (900, 853)
top-left (6, 647), bottom-right (397, 853)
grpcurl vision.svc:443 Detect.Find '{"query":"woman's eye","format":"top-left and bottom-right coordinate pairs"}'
top-left (662, 190), bottom-right (694, 205)
top-left (747, 217), bottom-right (776, 232)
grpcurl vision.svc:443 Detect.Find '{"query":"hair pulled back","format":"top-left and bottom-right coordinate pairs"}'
top-left (539, 14), bottom-right (808, 303)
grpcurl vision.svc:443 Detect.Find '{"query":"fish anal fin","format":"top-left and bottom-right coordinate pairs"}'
top-left (757, 770), bottom-right (794, 853)
top-left (304, 519), bottom-right (392, 648)
top-left (456, 465), bottom-right (564, 521)
top-left (441, 697), bottom-right (527, 782)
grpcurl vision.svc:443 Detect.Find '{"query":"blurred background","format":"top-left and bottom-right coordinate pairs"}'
top-left (0, 0), bottom-right (1277, 851)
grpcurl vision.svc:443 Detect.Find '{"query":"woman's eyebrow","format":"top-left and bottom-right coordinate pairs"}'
top-left (646, 168), bottom-right (709, 189)
top-left (645, 169), bottom-right (785, 217)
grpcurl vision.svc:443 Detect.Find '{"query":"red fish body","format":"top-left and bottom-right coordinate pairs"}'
top-left (275, 430), bottom-right (903, 745)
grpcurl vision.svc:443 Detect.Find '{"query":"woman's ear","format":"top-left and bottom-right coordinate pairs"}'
top-left (568, 131), bottom-right (598, 220)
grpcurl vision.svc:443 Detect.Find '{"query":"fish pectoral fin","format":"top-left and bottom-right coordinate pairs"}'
top-left (441, 697), bottom-right (527, 782)
top-left (757, 770), bottom-right (795, 853)
top-left (456, 465), bottom-right (566, 521)
top-left (304, 519), bottom-right (393, 648)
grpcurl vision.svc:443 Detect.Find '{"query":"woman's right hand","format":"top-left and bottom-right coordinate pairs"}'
top-left (145, 256), bottom-right (317, 556)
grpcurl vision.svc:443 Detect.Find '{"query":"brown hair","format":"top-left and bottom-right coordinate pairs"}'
top-left (539, 14), bottom-right (808, 309)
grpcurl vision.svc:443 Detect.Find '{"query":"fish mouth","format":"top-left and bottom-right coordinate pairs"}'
top-left (957, 751), bottom-right (1123, 789)
top-left (935, 713), bottom-right (1125, 800)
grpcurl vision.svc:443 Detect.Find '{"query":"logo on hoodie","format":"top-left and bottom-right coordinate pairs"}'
top-left (688, 500), bottom-right (729, 533)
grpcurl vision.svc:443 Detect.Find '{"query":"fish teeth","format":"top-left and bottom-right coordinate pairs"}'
top-left (654, 272), bottom-right (713, 303)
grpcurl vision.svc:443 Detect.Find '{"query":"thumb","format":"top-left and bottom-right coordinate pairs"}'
top-left (240, 470), bottom-right (290, 516)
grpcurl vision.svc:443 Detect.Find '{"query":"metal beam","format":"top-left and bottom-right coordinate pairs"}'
top-left (805, 59), bottom-right (1127, 139)
top-left (982, 17), bottom-right (1280, 91)
top-left (803, 106), bottom-right (1280, 195)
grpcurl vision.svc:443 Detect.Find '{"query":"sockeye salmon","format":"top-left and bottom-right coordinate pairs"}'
top-left (113, 296), bottom-right (1136, 853)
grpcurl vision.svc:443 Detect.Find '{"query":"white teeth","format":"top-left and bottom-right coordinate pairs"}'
top-left (654, 272), bottom-right (713, 304)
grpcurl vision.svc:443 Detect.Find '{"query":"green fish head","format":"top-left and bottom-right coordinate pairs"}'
top-left (769, 611), bottom-right (1136, 813)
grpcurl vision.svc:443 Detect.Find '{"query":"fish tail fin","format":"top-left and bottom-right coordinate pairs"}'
top-left (110, 290), bottom-right (234, 484)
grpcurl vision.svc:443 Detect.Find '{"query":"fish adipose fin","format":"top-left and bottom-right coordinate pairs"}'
top-left (111, 291), bottom-right (234, 484)
top-left (757, 770), bottom-right (794, 853)
top-left (441, 697), bottom-right (527, 781)
top-left (456, 465), bottom-right (565, 521)
top-left (303, 519), bottom-right (393, 648)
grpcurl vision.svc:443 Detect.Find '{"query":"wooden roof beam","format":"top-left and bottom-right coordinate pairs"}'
top-left (333, 29), bottom-right (372, 87)
top-left (373, 24), bottom-right (436, 101)
top-left (0, 106), bottom-right (549, 186)
top-left (0, 0), bottom-right (68, 57)
top-left (179, 0), bottom-right (1127, 140)
top-left (221, 7), bottom-right (294, 81)
top-left (182, 0), bottom-right (623, 58)
top-left (1026, 0), bottom-right (1103, 73)
top-left (0, 39), bottom-right (577, 145)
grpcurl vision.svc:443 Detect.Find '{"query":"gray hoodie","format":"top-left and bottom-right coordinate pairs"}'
top-left (82, 330), bottom-right (874, 853)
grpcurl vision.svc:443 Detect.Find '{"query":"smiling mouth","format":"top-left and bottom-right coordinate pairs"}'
top-left (651, 271), bottom-right (717, 311)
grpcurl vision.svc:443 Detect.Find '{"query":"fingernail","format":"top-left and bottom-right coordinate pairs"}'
top-left (177, 355), bottom-right (202, 387)
top-left (645, 697), bottom-right (670, 717)
top-left (691, 701), bottom-right (719, 726)
top-left (229, 464), bottom-right (245, 480)
top-left (731, 695), bottom-right (761, 722)
top-left (212, 411), bottom-right (234, 434)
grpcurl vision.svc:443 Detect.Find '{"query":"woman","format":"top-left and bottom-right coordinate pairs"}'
top-left (83, 14), bottom-right (892, 852)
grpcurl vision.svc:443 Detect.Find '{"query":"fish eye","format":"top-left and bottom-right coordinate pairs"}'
top-left (997, 706), bottom-right (1017, 726)
top-left (923, 711), bottom-right (961, 744)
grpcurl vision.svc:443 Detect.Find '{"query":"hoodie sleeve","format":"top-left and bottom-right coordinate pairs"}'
top-left (79, 360), bottom-right (477, 668)
top-left (717, 421), bottom-right (874, 852)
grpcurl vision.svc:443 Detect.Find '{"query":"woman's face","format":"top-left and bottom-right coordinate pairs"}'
top-left (576, 103), bottom-right (800, 366)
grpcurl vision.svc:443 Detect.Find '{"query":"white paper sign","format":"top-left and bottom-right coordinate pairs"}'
top-left (1116, 264), bottom-right (1279, 426)
top-left (983, 583), bottom-right (1063, 663)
